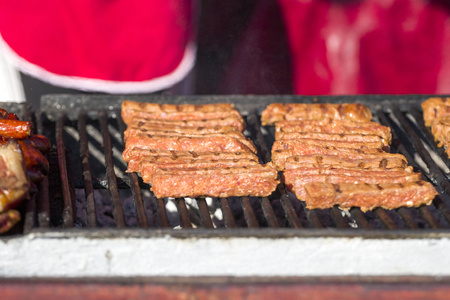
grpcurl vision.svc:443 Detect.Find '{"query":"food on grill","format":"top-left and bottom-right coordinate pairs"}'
top-left (275, 120), bottom-right (392, 143)
top-left (422, 97), bottom-right (450, 127)
top-left (0, 140), bottom-right (29, 213)
top-left (262, 102), bottom-right (436, 211)
top-left (125, 135), bottom-right (257, 155)
top-left (283, 154), bottom-right (408, 170)
top-left (0, 109), bottom-right (51, 234)
top-left (122, 100), bottom-right (278, 198)
top-left (422, 97), bottom-right (450, 155)
top-left (277, 131), bottom-right (389, 146)
top-left (261, 103), bottom-right (373, 125)
top-left (127, 116), bottom-right (246, 132)
top-left (304, 182), bottom-right (437, 212)
top-left (126, 151), bottom-right (259, 173)
top-left (150, 164), bottom-right (278, 199)
top-left (121, 101), bottom-right (244, 127)
top-left (0, 119), bottom-right (32, 139)
top-left (283, 167), bottom-right (421, 198)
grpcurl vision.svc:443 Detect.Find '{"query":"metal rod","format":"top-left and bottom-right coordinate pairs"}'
top-left (260, 197), bottom-right (280, 228)
top-left (197, 198), bottom-right (214, 229)
top-left (419, 206), bottom-right (442, 229)
top-left (176, 199), bottom-right (192, 229)
top-left (246, 113), bottom-right (271, 163)
top-left (397, 208), bottom-right (419, 229)
top-left (219, 198), bottom-right (236, 228)
top-left (330, 207), bottom-right (350, 229)
top-left (117, 116), bottom-right (148, 228)
top-left (375, 208), bottom-right (397, 229)
top-left (350, 208), bottom-right (371, 230)
top-left (155, 197), bottom-right (170, 228)
top-left (99, 110), bottom-right (125, 227)
top-left (77, 112), bottom-right (97, 228)
top-left (241, 197), bottom-right (259, 228)
top-left (280, 194), bottom-right (302, 229)
top-left (56, 113), bottom-right (74, 228)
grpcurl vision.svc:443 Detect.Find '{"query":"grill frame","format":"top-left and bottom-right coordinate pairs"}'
top-left (6, 93), bottom-right (450, 237)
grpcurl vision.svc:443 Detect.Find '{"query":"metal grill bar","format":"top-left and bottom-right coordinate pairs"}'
top-left (35, 111), bottom-right (50, 228)
top-left (350, 208), bottom-right (371, 229)
top-left (330, 207), bottom-right (350, 229)
top-left (219, 198), bottom-right (236, 228)
top-left (246, 113), bottom-right (271, 163)
top-left (117, 116), bottom-right (148, 228)
top-left (56, 113), bottom-right (74, 228)
top-left (260, 197), bottom-right (280, 228)
top-left (241, 197), bottom-right (259, 228)
top-left (155, 197), bottom-right (170, 228)
top-left (278, 186), bottom-right (302, 229)
top-left (77, 112), bottom-right (97, 228)
top-left (176, 198), bottom-right (192, 228)
top-left (99, 111), bottom-right (125, 227)
top-left (197, 198), bottom-right (214, 228)
top-left (23, 193), bottom-right (36, 234)
top-left (375, 208), bottom-right (397, 229)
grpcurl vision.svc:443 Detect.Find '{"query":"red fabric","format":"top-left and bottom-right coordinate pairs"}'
top-left (0, 0), bottom-right (193, 82)
top-left (277, 0), bottom-right (450, 95)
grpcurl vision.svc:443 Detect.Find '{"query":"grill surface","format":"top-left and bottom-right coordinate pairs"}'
top-left (5, 94), bottom-right (450, 235)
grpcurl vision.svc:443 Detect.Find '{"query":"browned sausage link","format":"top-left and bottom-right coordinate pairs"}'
top-left (22, 135), bottom-right (52, 153)
top-left (17, 141), bottom-right (49, 175)
top-left (0, 119), bottom-right (32, 139)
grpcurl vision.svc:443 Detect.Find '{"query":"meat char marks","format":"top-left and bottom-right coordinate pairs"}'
top-left (261, 102), bottom-right (436, 211)
top-left (122, 100), bottom-right (278, 198)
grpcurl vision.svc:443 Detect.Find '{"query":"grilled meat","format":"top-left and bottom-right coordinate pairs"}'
top-left (141, 158), bottom-right (259, 183)
top-left (150, 164), bottom-right (279, 198)
top-left (0, 141), bottom-right (29, 213)
top-left (125, 135), bottom-right (257, 155)
top-left (122, 100), bottom-right (244, 126)
top-left (283, 154), bottom-right (409, 170)
top-left (127, 151), bottom-right (259, 172)
top-left (284, 168), bottom-right (421, 198)
top-left (272, 139), bottom-right (385, 153)
top-left (126, 122), bottom-right (239, 135)
top-left (275, 121), bottom-right (392, 143)
top-left (126, 115), bottom-right (246, 132)
top-left (261, 103), bottom-right (373, 125)
top-left (422, 97), bottom-right (450, 127)
top-left (124, 128), bottom-right (246, 143)
top-left (277, 131), bottom-right (389, 147)
top-left (304, 181), bottom-right (437, 212)
top-left (0, 119), bottom-right (32, 139)
top-left (272, 149), bottom-right (407, 170)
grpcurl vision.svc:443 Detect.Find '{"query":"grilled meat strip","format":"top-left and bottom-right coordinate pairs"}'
top-left (127, 151), bottom-right (259, 172)
top-left (283, 154), bottom-right (408, 170)
top-left (422, 97), bottom-right (450, 127)
top-left (124, 128), bottom-right (246, 143)
top-left (284, 168), bottom-right (421, 198)
top-left (150, 164), bottom-right (279, 198)
top-left (141, 158), bottom-right (260, 183)
top-left (275, 121), bottom-right (392, 143)
top-left (122, 101), bottom-right (244, 125)
top-left (0, 119), bottom-right (32, 139)
top-left (304, 181), bottom-right (436, 212)
top-left (125, 135), bottom-right (257, 154)
top-left (277, 132), bottom-right (389, 147)
top-left (261, 103), bottom-right (373, 125)
top-left (126, 115), bottom-right (245, 132)
top-left (0, 141), bottom-right (29, 213)
top-left (272, 139), bottom-right (385, 153)
top-left (430, 116), bottom-right (450, 148)
top-left (126, 122), bottom-right (239, 135)
top-left (272, 149), bottom-right (407, 170)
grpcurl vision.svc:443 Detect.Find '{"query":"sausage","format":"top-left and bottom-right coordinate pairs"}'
top-left (20, 135), bottom-right (52, 153)
top-left (0, 119), bottom-right (32, 139)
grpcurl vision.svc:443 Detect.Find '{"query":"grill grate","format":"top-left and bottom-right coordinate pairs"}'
top-left (6, 94), bottom-right (450, 235)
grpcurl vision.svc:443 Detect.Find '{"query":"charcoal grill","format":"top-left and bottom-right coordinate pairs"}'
top-left (1, 94), bottom-right (450, 279)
